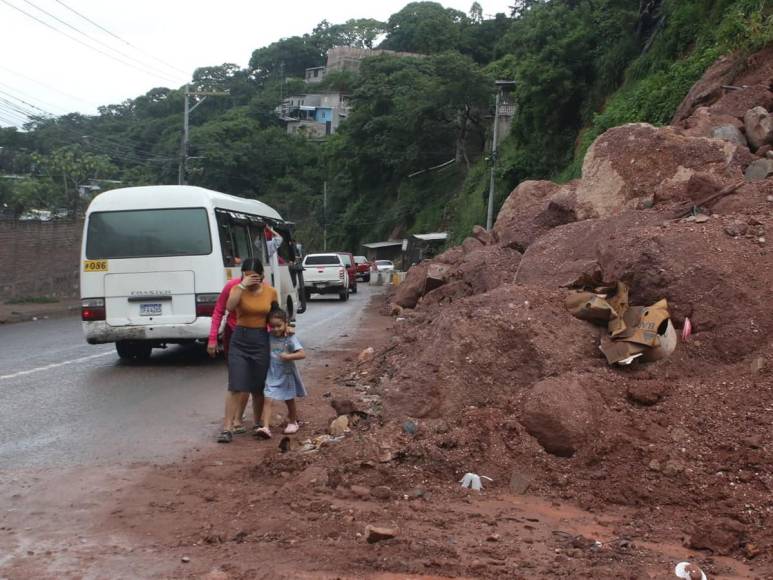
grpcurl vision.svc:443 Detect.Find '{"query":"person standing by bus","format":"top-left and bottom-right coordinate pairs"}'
top-left (217, 258), bottom-right (278, 443)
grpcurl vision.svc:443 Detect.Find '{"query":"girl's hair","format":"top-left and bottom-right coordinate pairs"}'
top-left (268, 307), bottom-right (288, 323)
top-left (241, 257), bottom-right (264, 274)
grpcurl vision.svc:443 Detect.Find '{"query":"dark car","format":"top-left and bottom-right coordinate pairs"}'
top-left (353, 255), bottom-right (371, 282)
top-left (337, 252), bottom-right (358, 293)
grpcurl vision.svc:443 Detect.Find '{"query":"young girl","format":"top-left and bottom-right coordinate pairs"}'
top-left (255, 308), bottom-right (307, 439)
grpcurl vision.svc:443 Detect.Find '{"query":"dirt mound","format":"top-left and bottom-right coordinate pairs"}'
top-left (331, 46), bottom-right (773, 567)
top-left (516, 210), bottom-right (772, 362)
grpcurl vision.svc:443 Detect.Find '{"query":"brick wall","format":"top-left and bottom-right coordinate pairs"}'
top-left (0, 219), bottom-right (83, 299)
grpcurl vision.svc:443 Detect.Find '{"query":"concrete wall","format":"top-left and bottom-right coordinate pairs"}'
top-left (0, 219), bottom-right (83, 299)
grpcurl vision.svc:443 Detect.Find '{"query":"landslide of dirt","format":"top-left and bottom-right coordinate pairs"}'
top-left (317, 47), bottom-right (773, 573)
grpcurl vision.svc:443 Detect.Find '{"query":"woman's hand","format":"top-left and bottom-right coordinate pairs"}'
top-left (242, 273), bottom-right (261, 288)
top-left (206, 341), bottom-right (218, 358)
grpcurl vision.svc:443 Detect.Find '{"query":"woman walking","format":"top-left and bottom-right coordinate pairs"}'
top-left (217, 258), bottom-right (278, 443)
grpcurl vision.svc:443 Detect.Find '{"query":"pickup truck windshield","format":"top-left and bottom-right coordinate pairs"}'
top-left (86, 208), bottom-right (212, 259)
top-left (305, 255), bottom-right (340, 265)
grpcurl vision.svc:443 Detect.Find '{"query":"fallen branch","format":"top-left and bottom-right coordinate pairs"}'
top-left (672, 180), bottom-right (745, 219)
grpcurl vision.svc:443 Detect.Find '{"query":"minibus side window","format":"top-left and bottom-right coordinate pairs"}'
top-left (248, 222), bottom-right (267, 265)
top-left (230, 222), bottom-right (253, 264)
top-left (216, 210), bottom-right (237, 266)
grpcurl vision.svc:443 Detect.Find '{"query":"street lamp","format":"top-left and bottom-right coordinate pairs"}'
top-left (486, 79), bottom-right (516, 231)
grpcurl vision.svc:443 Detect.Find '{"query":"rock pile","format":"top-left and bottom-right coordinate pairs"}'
top-left (354, 46), bottom-right (773, 562)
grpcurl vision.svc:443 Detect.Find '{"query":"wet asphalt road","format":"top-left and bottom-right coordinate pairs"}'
top-left (0, 285), bottom-right (380, 468)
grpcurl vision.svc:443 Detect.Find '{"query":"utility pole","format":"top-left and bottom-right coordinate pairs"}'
top-left (178, 85), bottom-right (228, 185)
top-left (486, 80), bottom-right (516, 231)
top-left (323, 180), bottom-right (327, 251)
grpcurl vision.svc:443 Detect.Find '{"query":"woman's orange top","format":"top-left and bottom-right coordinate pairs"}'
top-left (235, 284), bottom-right (278, 328)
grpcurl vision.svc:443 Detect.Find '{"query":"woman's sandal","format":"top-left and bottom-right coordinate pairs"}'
top-left (232, 425), bottom-right (247, 435)
top-left (217, 430), bottom-right (233, 443)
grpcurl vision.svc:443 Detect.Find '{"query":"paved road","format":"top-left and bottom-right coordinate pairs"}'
top-left (0, 286), bottom-right (380, 468)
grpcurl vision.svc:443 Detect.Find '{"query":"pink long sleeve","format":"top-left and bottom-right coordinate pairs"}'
top-left (208, 278), bottom-right (240, 344)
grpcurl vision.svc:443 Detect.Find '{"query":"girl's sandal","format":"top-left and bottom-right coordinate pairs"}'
top-left (233, 425), bottom-right (247, 435)
top-left (254, 426), bottom-right (272, 440)
top-left (217, 430), bottom-right (233, 443)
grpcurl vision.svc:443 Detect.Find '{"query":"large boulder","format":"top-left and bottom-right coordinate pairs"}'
top-left (709, 84), bottom-right (773, 121)
top-left (393, 261), bottom-right (430, 309)
top-left (574, 123), bottom-right (750, 219)
top-left (744, 106), bottom-right (773, 151)
top-left (493, 180), bottom-right (577, 250)
top-left (521, 374), bottom-right (603, 457)
top-left (671, 53), bottom-right (747, 123)
top-left (672, 46), bottom-right (773, 122)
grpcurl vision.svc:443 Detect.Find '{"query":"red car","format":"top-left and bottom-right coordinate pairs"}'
top-left (354, 255), bottom-right (371, 282)
top-left (337, 252), bottom-right (358, 293)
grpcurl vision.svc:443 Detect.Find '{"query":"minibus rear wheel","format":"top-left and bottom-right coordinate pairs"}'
top-left (116, 340), bottom-right (153, 360)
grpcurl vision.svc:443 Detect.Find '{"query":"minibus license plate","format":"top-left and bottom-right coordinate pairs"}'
top-left (140, 303), bottom-right (162, 316)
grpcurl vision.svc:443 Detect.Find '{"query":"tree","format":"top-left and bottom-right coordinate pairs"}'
top-left (469, 2), bottom-right (484, 23)
top-left (381, 2), bottom-right (468, 54)
top-left (312, 19), bottom-right (387, 50)
top-left (248, 36), bottom-right (324, 80)
top-left (33, 146), bottom-right (116, 214)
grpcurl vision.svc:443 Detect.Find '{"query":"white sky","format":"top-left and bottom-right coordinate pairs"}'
top-left (0, 0), bottom-right (512, 127)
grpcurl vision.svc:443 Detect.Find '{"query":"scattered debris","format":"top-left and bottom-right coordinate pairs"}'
top-left (682, 317), bottom-right (692, 341)
top-left (674, 562), bottom-right (707, 580)
top-left (365, 525), bottom-right (398, 544)
top-left (459, 473), bottom-right (492, 491)
top-left (566, 281), bottom-right (675, 365)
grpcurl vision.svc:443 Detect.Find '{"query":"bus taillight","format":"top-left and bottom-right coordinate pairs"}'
top-left (81, 298), bottom-right (106, 321)
top-left (195, 293), bottom-right (219, 317)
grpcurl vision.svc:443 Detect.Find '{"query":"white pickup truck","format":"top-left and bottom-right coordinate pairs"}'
top-left (302, 253), bottom-right (350, 301)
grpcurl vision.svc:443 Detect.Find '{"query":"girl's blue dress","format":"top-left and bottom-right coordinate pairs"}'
top-left (264, 334), bottom-right (307, 401)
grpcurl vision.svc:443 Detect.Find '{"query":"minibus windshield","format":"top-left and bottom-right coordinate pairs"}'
top-left (86, 208), bottom-right (212, 259)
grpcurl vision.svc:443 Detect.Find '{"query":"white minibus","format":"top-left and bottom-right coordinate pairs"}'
top-left (80, 185), bottom-right (303, 359)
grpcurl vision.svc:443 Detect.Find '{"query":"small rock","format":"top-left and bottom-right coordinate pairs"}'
top-left (351, 485), bottom-right (371, 498)
top-left (181, 556), bottom-right (191, 563)
top-left (744, 158), bottom-right (773, 182)
top-left (486, 533), bottom-right (501, 542)
top-left (724, 221), bottom-right (748, 237)
top-left (647, 459), bottom-right (661, 472)
top-left (329, 415), bottom-right (349, 436)
top-left (357, 347), bottom-right (375, 363)
top-left (663, 459), bottom-right (685, 477)
top-left (694, 214), bottom-right (710, 223)
top-left (331, 398), bottom-right (358, 416)
top-left (767, 195), bottom-right (773, 203)
top-left (751, 356), bottom-right (765, 374)
top-left (410, 487), bottom-right (426, 498)
top-left (365, 525), bottom-right (398, 543)
top-left (402, 420), bottom-right (417, 435)
top-left (711, 125), bottom-right (747, 147)
top-left (745, 542), bottom-right (761, 558)
top-left (509, 468), bottom-right (534, 494)
top-left (371, 486), bottom-right (392, 500)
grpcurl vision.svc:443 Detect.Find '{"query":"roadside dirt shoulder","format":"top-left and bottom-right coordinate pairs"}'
top-left (0, 298), bottom-right (80, 324)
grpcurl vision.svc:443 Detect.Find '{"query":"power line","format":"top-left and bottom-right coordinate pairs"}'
top-left (0, 0), bottom-right (180, 85)
top-left (52, 0), bottom-right (189, 77)
top-left (0, 64), bottom-right (101, 108)
top-left (19, 0), bottom-right (184, 83)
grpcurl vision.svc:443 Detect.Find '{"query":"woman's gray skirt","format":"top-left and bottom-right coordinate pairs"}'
top-left (227, 326), bottom-right (269, 394)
